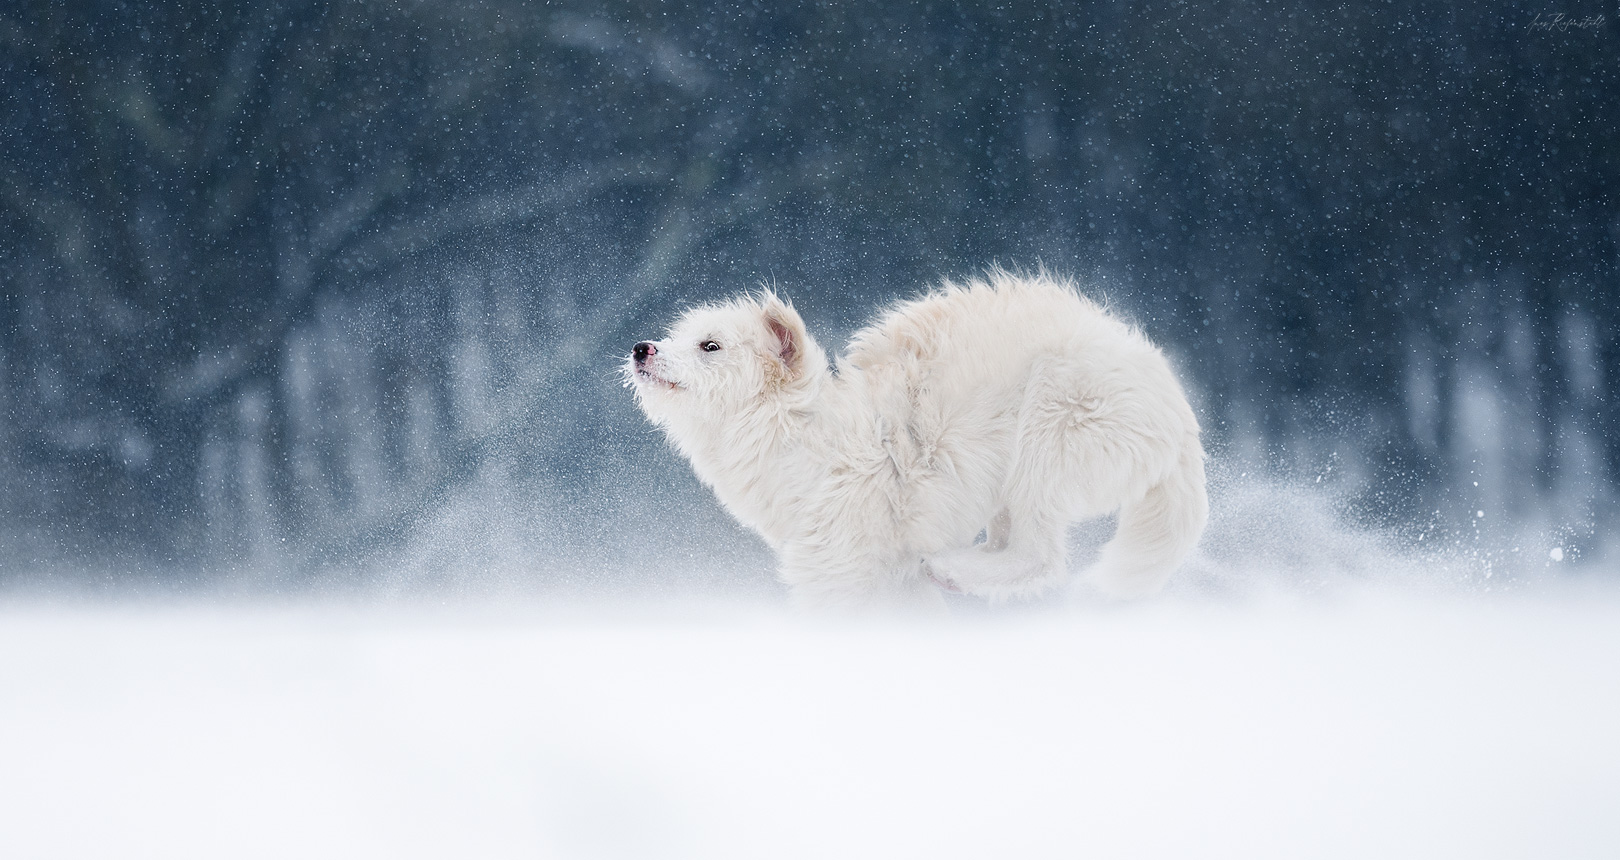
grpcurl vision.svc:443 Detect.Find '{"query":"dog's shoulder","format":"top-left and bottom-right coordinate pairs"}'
top-left (843, 271), bottom-right (1094, 370)
top-left (845, 290), bottom-right (954, 371)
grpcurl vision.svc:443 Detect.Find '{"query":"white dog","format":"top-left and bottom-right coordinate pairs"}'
top-left (627, 270), bottom-right (1207, 610)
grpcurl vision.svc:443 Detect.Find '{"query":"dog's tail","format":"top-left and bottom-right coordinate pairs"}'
top-left (1086, 438), bottom-right (1208, 598)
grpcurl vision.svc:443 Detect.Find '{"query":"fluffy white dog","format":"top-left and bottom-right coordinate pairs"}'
top-left (627, 270), bottom-right (1207, 610)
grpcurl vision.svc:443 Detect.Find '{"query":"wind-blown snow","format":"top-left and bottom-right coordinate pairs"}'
top-left (3, 584), bottom-right (1617, 859)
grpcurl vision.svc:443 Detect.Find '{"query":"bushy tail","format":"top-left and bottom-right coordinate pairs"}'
top-left (1086, 441), bottom-right (1208, 599)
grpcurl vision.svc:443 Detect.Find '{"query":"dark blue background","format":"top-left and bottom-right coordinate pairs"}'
top-left (1, 2), bottom-right (1613, 585)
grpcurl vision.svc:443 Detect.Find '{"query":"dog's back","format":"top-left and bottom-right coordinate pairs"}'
top-left (846, 270), bottom-right (1122, 372)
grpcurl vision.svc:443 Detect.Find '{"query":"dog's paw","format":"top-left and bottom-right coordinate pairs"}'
top-left (926, 549), bottom-right (997, 593)
top-left (922, 560), bottom-right (963, 593)
top-left (927, 547), bottom-right (1069, 602)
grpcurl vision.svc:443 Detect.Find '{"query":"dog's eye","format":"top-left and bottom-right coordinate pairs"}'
top-left (700, 340), bottom-right (722, 352)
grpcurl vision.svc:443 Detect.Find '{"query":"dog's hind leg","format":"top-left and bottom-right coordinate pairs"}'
top-left (925, 358), bottom-right (1132, 602)
top-left (924, 506), bottom-right (1068, 601)
top-left (925, 477), bottom-right (1072, 601)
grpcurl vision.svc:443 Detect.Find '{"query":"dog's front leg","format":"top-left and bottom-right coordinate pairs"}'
top-left (925, 508), bottom-right (1011, 593)
top-left (984, 507), bottom-right (1012, 551)
top-left (779, 546), bottom-right (947, 614)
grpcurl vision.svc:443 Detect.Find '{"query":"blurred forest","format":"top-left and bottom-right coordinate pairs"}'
top-left (0, 1), bottom-right (1614, 585)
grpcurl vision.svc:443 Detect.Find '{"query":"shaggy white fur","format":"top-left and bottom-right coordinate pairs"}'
top-left (627, 270), bottom-right (1207, 611)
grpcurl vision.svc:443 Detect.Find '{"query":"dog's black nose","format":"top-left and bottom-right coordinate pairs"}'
top-left (632, 341), bottom-right (656, 363)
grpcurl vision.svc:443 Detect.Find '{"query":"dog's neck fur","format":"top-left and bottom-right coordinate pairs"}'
top-left (671, 361), bottom-right (873, 548)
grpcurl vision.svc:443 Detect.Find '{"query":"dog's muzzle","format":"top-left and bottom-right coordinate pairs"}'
top-left (631, 341), bottom-right (677, 389)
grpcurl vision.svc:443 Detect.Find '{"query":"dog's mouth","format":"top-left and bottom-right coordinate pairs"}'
top-left (633, 366), bottom-right (680, 391)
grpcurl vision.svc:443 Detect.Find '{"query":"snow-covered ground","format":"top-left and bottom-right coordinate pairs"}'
top-left (2, 581), bottom-right (1618, 860)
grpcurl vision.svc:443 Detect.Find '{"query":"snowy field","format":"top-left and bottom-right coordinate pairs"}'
top-left (3, 580), bottom-right (1618, 860)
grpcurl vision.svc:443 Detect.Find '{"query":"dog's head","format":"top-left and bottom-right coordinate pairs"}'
top-left (626, 292), bottom-right (824, 426)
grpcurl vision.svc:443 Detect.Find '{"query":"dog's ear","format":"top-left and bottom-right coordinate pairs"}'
top-left (760, 296), bottom-right (807, 382)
